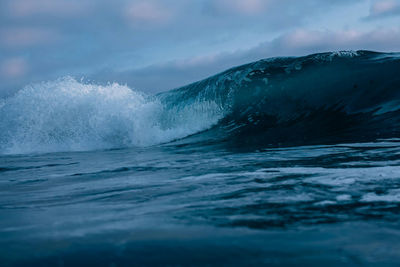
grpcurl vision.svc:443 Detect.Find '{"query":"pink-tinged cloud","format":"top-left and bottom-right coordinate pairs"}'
top-left (125, 1), bottom-right (173, 26)
top-left (6, 0), bottom-right (89, 17)
top-left (372, 0), bottom-right (398, 14)
top-left (273, 28), bottom-right (400, 53)
top-left (277, 29), bottom-right (363, 49)
top-left (367, 0), bottom-right (400, 18)
top-left (211, 0), bottom-right (269, 15)
top-left (100, 27), bottom-right (400, 93)
top-left (0, 58), bottom-right (28, 78)
top-left (0, 27), bottom-right (60, 47)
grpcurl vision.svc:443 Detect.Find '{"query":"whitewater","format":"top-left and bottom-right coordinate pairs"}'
top-left (0, 77), bottom-right (224, 154)
top-left (1, 51), bottom-right (400, 266)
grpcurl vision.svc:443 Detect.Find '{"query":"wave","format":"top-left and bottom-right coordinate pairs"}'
top-left (1, 50), bottom-right (400, 154)
top-left (159, 50), bottom-right (400, 148)
top-left (0, 77), bottom-right (224, 154)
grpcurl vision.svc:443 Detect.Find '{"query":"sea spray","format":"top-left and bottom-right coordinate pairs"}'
top-left (0, 77), bottom-right (224, 154)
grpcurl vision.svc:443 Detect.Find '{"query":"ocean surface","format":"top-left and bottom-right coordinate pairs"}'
top-left (1, 51), bottom-right (400, 266)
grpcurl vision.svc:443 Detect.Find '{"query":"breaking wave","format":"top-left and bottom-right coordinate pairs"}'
top-left (0, 77), bottom-right (224, 154)
top-left (1, 50), bottom-right (400, 154)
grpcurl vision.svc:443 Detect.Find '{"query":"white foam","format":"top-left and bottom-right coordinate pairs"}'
top-left (268, 166), bottom-right (400, 190)
top-left (361, 190), bottom-right (400, 203)
top-left (314, 200), bottom-right (336, 206)
top-left (0, 77), bottom-right (224, 154)
top-left (336, 194), bottom-right (352, 201)
top-left (330, 51), bottom-right (359, 58)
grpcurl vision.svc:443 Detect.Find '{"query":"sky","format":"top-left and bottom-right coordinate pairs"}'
top-left (1, 0), bottom-right (400, 96)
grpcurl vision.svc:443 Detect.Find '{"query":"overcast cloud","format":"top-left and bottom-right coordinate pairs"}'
top-left (0, 0), bottom-right (399, 96)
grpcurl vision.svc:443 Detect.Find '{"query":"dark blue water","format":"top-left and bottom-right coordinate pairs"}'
top-left (1, 51), bottom-right (400, 266)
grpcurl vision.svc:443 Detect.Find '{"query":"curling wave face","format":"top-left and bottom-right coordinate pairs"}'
top-left (160, 50), bottom-right (400, 147)
top-left (1, 50), bottom-right (400, 154)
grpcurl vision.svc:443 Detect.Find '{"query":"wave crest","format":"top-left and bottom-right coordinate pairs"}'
top-left (0, 77), bottom-right (224, 154)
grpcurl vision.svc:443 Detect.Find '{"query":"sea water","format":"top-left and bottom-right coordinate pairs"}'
top-left (1, 51), bottom-right (400, 266)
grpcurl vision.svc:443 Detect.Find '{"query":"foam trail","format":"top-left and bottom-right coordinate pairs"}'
top-left (0, 77), bottom-right (224, 154)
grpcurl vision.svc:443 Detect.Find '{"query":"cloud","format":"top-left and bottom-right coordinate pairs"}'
top-left (208, 0), bottom-right (269, 15)
top-left (88, 27), bottom-right (400, 94)
top-left (125, 1), bottom-right (173, 26)
top-left (0, 57), bottom-right (28, 78)
top-left (0, 27), bottom-right (60, 47)
top-left (270, 28), bottom-right (400, 53)
top-left (203, 0), bottom-right (358, 18)
top-left (6, 0), bottom-right (90, 18)
top-left (365, 0), bottom-right (400, 19)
